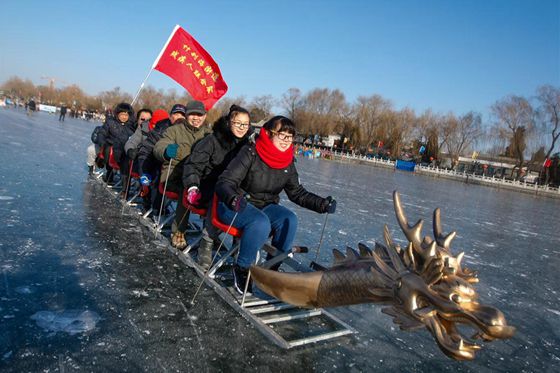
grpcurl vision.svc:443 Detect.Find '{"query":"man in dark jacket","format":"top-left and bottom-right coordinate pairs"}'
top-left (59, 105), bottom-right (67, 122)
top-left (100, 102), bottom-right (135, 184)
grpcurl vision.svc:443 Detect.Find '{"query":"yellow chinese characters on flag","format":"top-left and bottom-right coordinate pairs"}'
top-left (153, 25), bottom-right (228, 110)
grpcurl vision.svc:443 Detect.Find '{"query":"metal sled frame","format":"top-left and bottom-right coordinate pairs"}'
top-left (174, 231), bottom-right (356, 349)
top-left (92, 175), bottom-right (356, 349)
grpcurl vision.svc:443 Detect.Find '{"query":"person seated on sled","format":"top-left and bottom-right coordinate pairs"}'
top-left (153, 101), bottom-right (212, 249)
top-left (182, 104), bottom-right (253, 269)
top-left (124, 108), bottom-right (153, 164)
top-left (117, 108), bottom-right (153, 197)
top-left (215, 116), bottom-right (337, 294)
top-left (122, 108), bottom-right (153, 177)
top-left (87, 122), bottom-right (107, 175)
top-left (100, 102), bottom-right (136, 185)
top-left (124, 109), bottom-right (166, 208)
top-left (137, 104), bottom-right (185, 213)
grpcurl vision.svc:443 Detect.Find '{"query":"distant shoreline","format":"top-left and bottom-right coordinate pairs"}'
top-left (306, 151), bottom-right (560, 200)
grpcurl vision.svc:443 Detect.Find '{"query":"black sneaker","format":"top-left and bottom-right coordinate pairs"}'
top-left (232, 264), bottom-right (252, 295)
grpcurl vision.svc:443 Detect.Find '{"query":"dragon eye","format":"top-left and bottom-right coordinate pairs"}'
top-left (451, 293), bottom-right (462, 303)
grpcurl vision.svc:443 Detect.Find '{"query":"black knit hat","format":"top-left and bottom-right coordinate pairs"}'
top-left (114, 102), bottom-right (134, 117)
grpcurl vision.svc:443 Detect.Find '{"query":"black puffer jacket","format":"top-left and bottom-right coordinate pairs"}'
top-left (138, 118), bottom-right (172, 177)
top-left (216, 144), bottom-right (328, 211)
top-left (101, 117), bottom-right (136, 162)
top-left (182, 117), bottom-right (252, 206)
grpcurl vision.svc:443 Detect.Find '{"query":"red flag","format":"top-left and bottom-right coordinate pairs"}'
top-left (544, 158), bottom-right (552, 168)
top-left (153, 25), bottom-right (227, 110)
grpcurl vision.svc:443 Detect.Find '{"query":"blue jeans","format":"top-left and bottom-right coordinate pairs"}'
top-left (218, 202), bottom-right (298, 268)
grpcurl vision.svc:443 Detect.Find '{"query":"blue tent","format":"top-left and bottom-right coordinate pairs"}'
top-left (395, 160), bottom-right (416, 172)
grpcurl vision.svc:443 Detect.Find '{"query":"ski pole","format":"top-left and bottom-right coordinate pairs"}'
top-left (190, 211), bottom-right (238, 306)
top-left (312, 212), bottom-right (330, 265)
top-left (156, 158), bottom-right (173, 231)
top-left (121, 159), bottom-right (134, 214)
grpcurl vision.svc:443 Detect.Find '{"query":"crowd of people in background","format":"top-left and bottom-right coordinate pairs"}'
top-left (88, 101), bottom-right (337, 294)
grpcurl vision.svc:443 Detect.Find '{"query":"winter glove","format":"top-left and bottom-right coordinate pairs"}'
top-left (140, 185), bottom-right (150, 197)
top-left (230, 195), bottom-right (247, 212)
top-left (127, 148), bottom-right (138, 160)
top-left (322, 196), bottom-right (337, 214)
top-left (187, 187), bottom-right (202, 205)
top-left (165, 144), bottom-right (179, 160)
top-left (140, 174), bottom-right (152, 186)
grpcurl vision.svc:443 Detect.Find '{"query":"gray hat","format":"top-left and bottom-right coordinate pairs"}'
top-left (185, 100), bottom-right (207, 116)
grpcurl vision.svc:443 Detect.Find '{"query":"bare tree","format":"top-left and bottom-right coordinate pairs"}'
top-left (383, 107), bottom-right (415, 158)
top-left (298, 88), bottom-right (348, 136)
top-left (99, 87), bottom-right (133, 110)
top-left (536, 85), bottom-right (560, 183)
top-left (1, 76), bottom-right (37, 99)
top-left (280, 88), bottom-right (302, 120)
top-left (491, 95), bottom-right (534, 178)
top-left (352, 94), bottom-right (392, 148)
top-left (445, 111), bottom-right (483, 169)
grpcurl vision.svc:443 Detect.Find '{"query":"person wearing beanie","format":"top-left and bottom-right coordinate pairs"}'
top-left (153, 100), bottom-right (212, 249)
top-left (182, 104), bottom-right (253, 269)
top-left (215, 116), bottom-right (337, 295)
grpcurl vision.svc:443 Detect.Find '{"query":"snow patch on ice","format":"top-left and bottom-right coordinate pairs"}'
top-left (338, 230), bottom-right (348, 235)
top-left (546, 308), bottom-right (560, 316)
top-left (0, 196), bottom-right (14, 201)
top-left (31, 310), bottom-right (100, 335)
top-left (14, 286), bottom-right (34, 294)
top-left (132, 290), bottom-right (149, 297)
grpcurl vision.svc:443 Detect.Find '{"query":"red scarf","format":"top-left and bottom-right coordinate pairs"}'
top-left (255, 130), bottom-right (294, 169)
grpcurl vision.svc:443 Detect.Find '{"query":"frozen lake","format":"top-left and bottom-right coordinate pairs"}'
top-left (0, 108), bottom-right (558, 372)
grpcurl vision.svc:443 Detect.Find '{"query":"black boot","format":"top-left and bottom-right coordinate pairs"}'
top-left (88, 165), bottom-right (94, 176)
top-left (197, 239), bottom-right (213, 270)
top-left (232, 264), bottom-right (252, 295)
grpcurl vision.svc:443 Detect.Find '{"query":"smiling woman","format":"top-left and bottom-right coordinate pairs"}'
top-left (215, 115), bottom-right (337, 294)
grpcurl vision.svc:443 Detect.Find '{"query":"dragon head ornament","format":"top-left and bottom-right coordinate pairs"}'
top-left (251, 191), bottom-right (515, 360)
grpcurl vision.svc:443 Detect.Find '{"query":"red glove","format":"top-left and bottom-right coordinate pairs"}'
top-left (187, 187), bottom-right (201, 205)
top-left (140, 185), bottom-right (150, 197)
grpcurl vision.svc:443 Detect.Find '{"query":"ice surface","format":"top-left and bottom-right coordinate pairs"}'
top-left (1, 109), bottom-right (559, 372)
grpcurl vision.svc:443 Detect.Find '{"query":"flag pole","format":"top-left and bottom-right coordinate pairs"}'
top-left (131, 25), bottom-right (181, 106)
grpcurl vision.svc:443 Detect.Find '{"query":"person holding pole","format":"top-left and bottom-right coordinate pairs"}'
top-left (215, 116), bottom-right (337, 295)
top-left (182, 104), bottom-right (253, 269)
top-left (153, 100), bottom-right (211, 248)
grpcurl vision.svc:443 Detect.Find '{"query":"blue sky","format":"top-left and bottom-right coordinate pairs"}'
top-left (0, 0), bottom-right (558, 116)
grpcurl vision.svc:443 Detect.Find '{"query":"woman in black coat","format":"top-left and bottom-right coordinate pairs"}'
top-left (215, 116), bottom-right (336, 294)
top-left (182, 105), bottom-right (252, 268)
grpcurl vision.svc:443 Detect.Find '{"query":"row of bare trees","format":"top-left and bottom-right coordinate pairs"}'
top-left (2, 76), bottom-right (558, 175)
